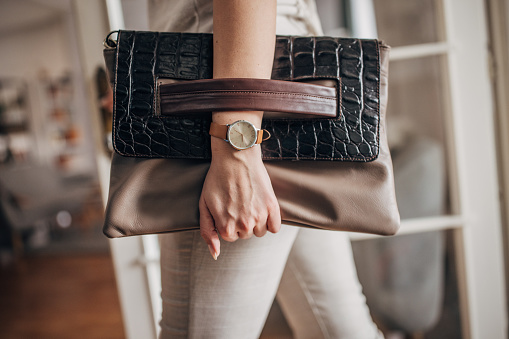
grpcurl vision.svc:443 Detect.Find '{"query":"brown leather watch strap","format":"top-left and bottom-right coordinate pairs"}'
top-left (159, 78), bottom-right (338, 118)
top-left (209, 122), bottom-right (228, 140)
top-left (255, 129), bottom-right (264, 144)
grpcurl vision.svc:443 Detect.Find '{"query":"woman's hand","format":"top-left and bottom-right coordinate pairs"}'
top-left (202, 0), bottom-right (279, 259)
top-left (199, 137), bottom-right (281, 260)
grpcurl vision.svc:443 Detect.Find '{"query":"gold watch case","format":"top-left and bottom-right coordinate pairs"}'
top-left (227, 120), bottom-right (258, 150)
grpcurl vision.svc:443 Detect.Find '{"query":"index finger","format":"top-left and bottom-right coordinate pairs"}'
top-left (199, 197), bottom-right (221, 260)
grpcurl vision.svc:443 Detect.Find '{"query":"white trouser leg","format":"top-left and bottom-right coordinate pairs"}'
top-left (159, 226), bottom-right (382, 339)
top-left (159, 225), bottom-right (299, 339)
top-left (277, 228), bottom-right (384, 339)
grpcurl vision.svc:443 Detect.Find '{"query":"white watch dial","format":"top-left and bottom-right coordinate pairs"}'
top-left (228, 120), bottom-right (257, 150)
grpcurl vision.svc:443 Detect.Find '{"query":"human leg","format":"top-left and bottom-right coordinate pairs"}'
top-left (159, 225), bottom-right (299, 339)
top-left (276, 228), bottom-right (383, 339)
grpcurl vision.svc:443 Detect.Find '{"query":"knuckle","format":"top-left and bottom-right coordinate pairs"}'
top-left (268, 219), bottom-right (281, 233)
top-left (236, 221), bottom-right (252, 238)
top-left (237, 222), bottom-right (251, 233)
top-left (219, 224), bottom-right (237, 241)
top-left (235, 216), bottom-right (255, 239)
top-left (222, 234), bottom-right (238, 242)
top-left (238, 215), bottom-right (251, 225)
top-left (238, 215), bottom-right (255, 229)
top-left (220, 228), bottom-right (233, 238)
top-left (269, 199), bottom-right (281, 213)
top-left (254, 227), bottom-right (267, 237)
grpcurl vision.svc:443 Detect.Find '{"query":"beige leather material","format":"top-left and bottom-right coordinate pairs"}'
top-left (103, 45), bottom-right (400, 238)
top-left (159, 78), bottom-right (339, 118)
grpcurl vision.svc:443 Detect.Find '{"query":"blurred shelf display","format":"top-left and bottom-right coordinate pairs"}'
top-left (38, 71), bottom-right (88, 173)
top-left (0, 80), bottom-right (30, 132)
top-left (0, 1), bottom-right (105, 260)
top-left (0, 79), bottom-right (32, 163)
top-left (0, 72), bottom-right (103, 254)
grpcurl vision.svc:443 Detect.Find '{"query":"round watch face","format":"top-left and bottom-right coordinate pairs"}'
top-left (227, 120), bottom-right (257, 150)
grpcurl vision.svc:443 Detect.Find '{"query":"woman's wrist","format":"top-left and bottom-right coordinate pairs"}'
top-left (210, 110), bottom-right (264, 159)
top-left (211, 111), bottom-right (263, 128)
top-left (210, 136), bottom-right (262, 160)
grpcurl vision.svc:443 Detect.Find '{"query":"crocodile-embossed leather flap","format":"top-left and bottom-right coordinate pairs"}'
top-left (110, 30), bottom-right (382, 162)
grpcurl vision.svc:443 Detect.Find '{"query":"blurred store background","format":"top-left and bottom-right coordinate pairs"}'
top-left (0, 1), bottom-right (122, 338)
top-left (0, 0), bottom-right (508, 339)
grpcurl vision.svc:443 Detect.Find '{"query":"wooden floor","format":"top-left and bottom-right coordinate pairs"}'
top-left (0, 251), bottom-right (459, 339)
top-left (0, 254), bottom-right (125, 339)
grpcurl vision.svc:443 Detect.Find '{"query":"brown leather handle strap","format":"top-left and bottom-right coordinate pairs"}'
top-left (159, 78), bottom-right (338, 118)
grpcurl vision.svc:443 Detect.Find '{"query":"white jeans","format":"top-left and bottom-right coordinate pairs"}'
top-left (152, 1), bottom-right (382, 338)
top-left (159, 227), bottom-right (382, 339)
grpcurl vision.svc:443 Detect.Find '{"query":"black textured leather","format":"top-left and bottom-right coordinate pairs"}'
top-left (110, 30), bottom-right (381, 162)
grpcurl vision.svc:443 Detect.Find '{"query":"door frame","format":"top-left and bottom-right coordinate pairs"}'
top-left (486, 0), bottom-right (509, 333)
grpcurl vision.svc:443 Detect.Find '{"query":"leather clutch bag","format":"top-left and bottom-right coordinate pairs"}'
top-left (102, 30), bottom-right (400, 238)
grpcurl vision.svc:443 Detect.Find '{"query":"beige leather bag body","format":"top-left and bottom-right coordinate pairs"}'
top-left (102, 30), bottom-right (400, 238)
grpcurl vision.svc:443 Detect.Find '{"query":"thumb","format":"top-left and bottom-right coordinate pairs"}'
top-left (199, 197), bottom-right (221, 260)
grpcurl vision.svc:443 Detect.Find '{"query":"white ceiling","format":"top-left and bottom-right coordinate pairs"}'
top-left (0, 0), bottom-right (70, 34)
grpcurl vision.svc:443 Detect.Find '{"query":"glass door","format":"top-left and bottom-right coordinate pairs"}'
top-left (348, 0), bottom-right (507, 338)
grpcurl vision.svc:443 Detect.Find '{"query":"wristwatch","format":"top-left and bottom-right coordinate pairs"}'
top-left (209, 120), bottom-right (270, 150)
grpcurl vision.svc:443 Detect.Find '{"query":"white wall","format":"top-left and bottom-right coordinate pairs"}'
top-left (0, 18), bottom-right (71, 79)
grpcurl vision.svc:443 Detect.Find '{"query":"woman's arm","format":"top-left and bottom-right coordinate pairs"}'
top-left (211, 0), bottom-right (276, 127)
top-left (199, 0), bottom-right (281, 259)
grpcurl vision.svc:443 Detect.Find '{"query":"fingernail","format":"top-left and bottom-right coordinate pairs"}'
top-left (208, 244), bottom-right (218, 260)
